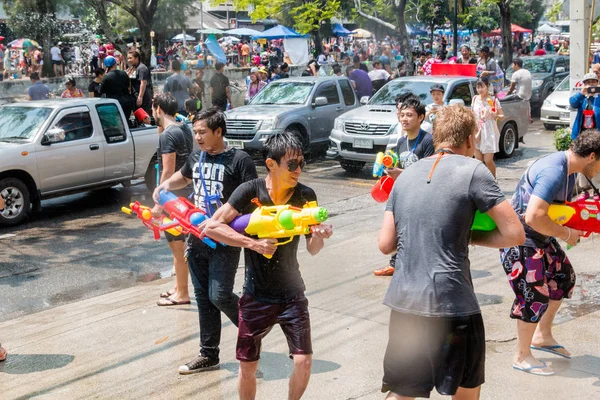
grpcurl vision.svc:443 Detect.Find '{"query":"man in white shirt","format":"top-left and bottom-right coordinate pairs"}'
top-left (368, 60), bottom-right (391, 93)
top-left (50, 42), bottom-right (63, 77)
top-left (506, 57), bottom-right (532, 122)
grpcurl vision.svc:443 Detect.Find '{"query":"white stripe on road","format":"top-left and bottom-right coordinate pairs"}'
top-left (307, 165), bottom-right (342, 173)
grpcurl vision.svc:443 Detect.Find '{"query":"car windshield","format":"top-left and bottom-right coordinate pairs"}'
top-left (369, 80), bottom-right (447, 105)
top-left (0, 106), bottom-right (52, 141)
top-left (250, 81), bottom-right (314, 105)
top-left (556, 76), bottom-right (570, 91)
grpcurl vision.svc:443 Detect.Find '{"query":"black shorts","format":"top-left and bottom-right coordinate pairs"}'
top-left (52, 60), bottom-right (62, 66)
top-left (236, 294), bottom-right (312, 362)
top-left (164, 231), bottom-right (185, 242)
top-left (382, 311), bottom-right (485, 398)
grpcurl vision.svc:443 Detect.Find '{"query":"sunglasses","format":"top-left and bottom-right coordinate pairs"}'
top-left (287, 158), bottom-right (306, 172)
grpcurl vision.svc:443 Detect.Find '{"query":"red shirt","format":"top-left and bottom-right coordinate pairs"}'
top-left (534, 48), bottom-right (547, 56)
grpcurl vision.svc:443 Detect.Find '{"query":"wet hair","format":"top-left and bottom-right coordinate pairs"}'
top-left (280, 62), bottom-right (289, 71)
top-left (193, 107), bottom-right (226, 136)
top-left (513, 58), bottom-right (523, 68)
top-left (171, 59), bottom-right (181, 71)
top-left (476, 76), bottom-right (490, 88)
top-left (432, 104), bottom-right (476, 148)
top-left (214, 61), bottom-right (225, 71)
top-left (479, 46), bottom-right (490, 58)
top-left (184, 98), bottom-right (200, 114)
top-left (332, 64), bottom-right (342, 75)
top-left (94, 68), bottom-right (105, 77)
top-left (398, 96), bottom-right (426, 118)
top-left (30, 72), bottom-right (40, 80)
top-left (352, 55), bottom-right (361, 63)
top-left (152, 93), bottom-right (177, 116)
top-left (572, 130), bottom-right (600, 158)
top-left (262, 131), bottom-right (304, 165)
top-left (395, 92), bottom-right (418, 108)
top-left (129, 50), bottom-right (141, 60)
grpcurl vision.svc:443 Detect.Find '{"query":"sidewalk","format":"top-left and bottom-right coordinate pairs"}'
top-left (1, 204), bottom-right (599, 399)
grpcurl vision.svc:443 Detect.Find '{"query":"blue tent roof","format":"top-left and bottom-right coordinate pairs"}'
top-left (204, 34), bottom-right (226, 64)
top-left (332, 23), bottom-right (352, 37)
top-left (252, 25), bottom-right (307, 40)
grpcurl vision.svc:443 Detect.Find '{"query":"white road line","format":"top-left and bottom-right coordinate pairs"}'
top-left (307, 165), bottom-right (342, 173)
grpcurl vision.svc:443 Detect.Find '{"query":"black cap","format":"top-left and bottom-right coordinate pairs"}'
top-left (430, 84), bottom-right (445, 93)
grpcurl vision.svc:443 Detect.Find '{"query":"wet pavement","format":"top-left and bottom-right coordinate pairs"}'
top-left (1, 121), bottom-right (600, 399)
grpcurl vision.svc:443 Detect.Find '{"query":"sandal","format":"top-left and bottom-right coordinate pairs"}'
top-left (157, 298), bottom-right (191, 307)
top-left (159, 290), bottom-right (175, 299)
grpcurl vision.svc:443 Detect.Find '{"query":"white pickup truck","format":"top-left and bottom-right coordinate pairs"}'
top-left (0, 98), bottom-right (159, 226)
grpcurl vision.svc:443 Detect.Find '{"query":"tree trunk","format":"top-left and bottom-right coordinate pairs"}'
top-left (498, 2), bottom-right (513, 70)
top-left (314, 28), bottom-right (323, 60)
top-left (395, 2), bottom-right (413, 76)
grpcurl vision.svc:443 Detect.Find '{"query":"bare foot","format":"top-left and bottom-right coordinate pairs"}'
top-left (512, 355), bottom-right (554, 375)
top-left (531, 337), bottom-right (571, 358)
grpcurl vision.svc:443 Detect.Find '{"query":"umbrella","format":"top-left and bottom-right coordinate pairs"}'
top-left (351, 28), bottom-right (373, 38)
top-left (225, 27), bottom-right (261, 37)
top-left (252, 25), bottom-right (307, 40)
top-left (197, 28), bottom-right (225, 35)
top-left (8, 38), bottom-right (40, 49)
top-left (490, 24), bottom-right (532, 35)
top-left (171, 33), bottom-right (196, 42)
top-left (537, 23), bottom-right (561, 34)
top-left (332, 24), bottom-right (352, 37)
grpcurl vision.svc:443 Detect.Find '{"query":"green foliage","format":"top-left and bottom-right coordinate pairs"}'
top-left (547, 1), bottom-right (564, 23)
top-left (459, 0), bottom-right (499, 34)
top-left (554, 126), bottom-right (572, 151)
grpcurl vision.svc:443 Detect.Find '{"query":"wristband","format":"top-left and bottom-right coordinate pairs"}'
top-left (564, 226), bottom-right (571, 242)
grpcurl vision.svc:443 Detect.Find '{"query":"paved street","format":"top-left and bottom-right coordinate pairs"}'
top-left (1, 121), bottom-right (600, 399)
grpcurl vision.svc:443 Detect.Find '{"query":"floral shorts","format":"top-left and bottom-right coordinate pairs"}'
top-left (499, 238), bottom-right (576, 323)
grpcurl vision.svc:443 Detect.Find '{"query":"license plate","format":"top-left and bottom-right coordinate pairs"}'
top-left (227, 140), bottom-right (244, 149)
top-left (560, 112), bottom-right (570, 119)
top-left (353, 139), bottom-right (373, 149)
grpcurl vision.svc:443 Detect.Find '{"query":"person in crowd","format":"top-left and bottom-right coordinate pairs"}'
top-left (472, 76), bottom-right (504, 178)
top-left (240, 41), bottom-right (250, 67)
top-left (374, 94), bottom-right (435, 277)
top-left (191, 68), bottom-right (205, 107)
top-left (26, 72), bottom-right (50, 101)
top-left (506, 57), bottom-right (533, 122)
top-left (257, 67), bottom-right (269, 83)
top-left (391, 61), bottom-right (406, 79)
top-left (352, 55), bottom-right (369, 73)
top-left (150, 93), bottom-right (194, 307)
top-left (379, 43), bottom-right (393, 74)
top-left (127, 50), bottom-right (152, 116)
top-left (246, 69), bottom-right (266, 103)
top-left (347, 65), bottom-right (373, 100)
top-left (184, 97), bottom-right (201, 121)
top-left (279, 62), bottom-right (290, 79)
top-left (534, 44), bottom-right (547, 56)
top-left (203, 132), bottom-right (333, 400)
top-left (414, 52), bottom-right (427, 75)
top-left (301, 60), bottom-right (320, 76)
top-left (153, 107), bottom-right (257, 374)
top-left (88, 68), bottom-right (104, 98)
top-left (332, 64), bottom-right (343, 77)
top-left (455, 45), bottom-right (477, 64)
top-left (51, 42), bottom-right (63, 77)
top-left (100, 56), bottom-right (133, 120)
top-left (424, 84), bottom-right (446, 129)
top-left (422, 52), bottom-right (445, 75)
top-left (90, 41), bottom-right (99, 74)
top-left (476, 46), bottom-right (497, 80)
top-left (61, 76), bottom-right (85, 98)
top-left (569, 72), bottom-right (600, 140)
top-left (210, 62), bottom-right (233, 111)
top-left (269, 64), bottom-right (281, 80)
top-left (163, 59), bottom-right (193, 115)
top-left (368, 60), bottom-right (391, 93)
top-left (500, 130), bottom-right (600, 375)
top-left (558, 40), bottom-right (570, 56)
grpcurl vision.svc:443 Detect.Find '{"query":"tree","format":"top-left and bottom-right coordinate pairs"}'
top-left (417, 0), bottom-right (450, 51)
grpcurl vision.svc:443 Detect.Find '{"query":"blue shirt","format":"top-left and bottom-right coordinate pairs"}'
top-left (569, 92), bottom-right (600, 139)
top-left (511, 151), bottom-right (576, 247)
top-left (27, 81), bottom-right (50, 100)
top-left (349, 69), bottom-right (373, 99)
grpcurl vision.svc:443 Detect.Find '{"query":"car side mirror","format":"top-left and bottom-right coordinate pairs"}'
top-left (360, 96), bottom-right (370, 105)
top-left (313, 96), bottom-right (328, 107)
top-left (556, 67), bottom-right (566, 73)
top-left (42, 127), bottom-right (66, 145)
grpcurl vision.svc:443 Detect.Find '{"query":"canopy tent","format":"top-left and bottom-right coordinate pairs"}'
top-left (197, 28), bottom-right (225, 35)
top-left (219, 36), bottom-right (241, 44)
top-left (204, 34), bottom-right (226, 64)
top-left (225, 27), bottom-right (262, 37)
top-left (171, 33), bottom-right (196, 42)
top-left (252, 25), bottom-right (307, 40)
top-left (490, 24), bottom-right (532, 35)
top-left (332, 23), bottom-right (352, 37)
top-left (352, 28), bottom-right (372, 38)
top-left (537, 23), bottom-right (561, 34)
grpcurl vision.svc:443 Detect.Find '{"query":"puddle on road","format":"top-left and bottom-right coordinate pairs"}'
top-left (556, 273), bottom-right (600, 324)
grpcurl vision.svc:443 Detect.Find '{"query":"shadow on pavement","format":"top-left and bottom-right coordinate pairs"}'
top-left (219, 351), bottom-right (341, 381)
top-left (0, 353), bottom-right (74, 374)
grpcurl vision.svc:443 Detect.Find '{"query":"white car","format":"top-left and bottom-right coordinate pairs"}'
top-left (540, 75), bottom-right (571, 130)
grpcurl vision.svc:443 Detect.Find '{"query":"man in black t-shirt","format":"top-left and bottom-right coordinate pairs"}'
top-left (204, 132), bottom-right (333, 400)
top-left (100, 56), bottom-right (133, 120)
top-left (153, 107), bottom-right (257, 374)
top-left (210, 62), bottom-right (232, 111)
top-left (151, 93), bottom-right (194, 308)
top-left (127, 50), bottom-right (153, 115)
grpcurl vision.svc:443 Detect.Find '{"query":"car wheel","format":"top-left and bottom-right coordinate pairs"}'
top-left (339, 160), bottom-right (365, 174)
top-left (543, 123), bottom-right (556, 131)
top-left (0, 177), bottom-right (31, 226)
top-left (498, 123), bottom-right (517, 158)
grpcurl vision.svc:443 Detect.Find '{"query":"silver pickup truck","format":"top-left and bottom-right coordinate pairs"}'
top-left (0, 98), bottom-right (158, 226)
top-left (328, 76), bottom-right (530, 173)
top-left (225, 76), bottom-right (359, 153)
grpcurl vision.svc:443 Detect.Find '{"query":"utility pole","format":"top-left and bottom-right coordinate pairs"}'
top-left (570, 0), bottom-right (592, 128)
top-left (453, 0), bottom-right (458, 57)
top-left (200, 1), bottom-right (204, 42)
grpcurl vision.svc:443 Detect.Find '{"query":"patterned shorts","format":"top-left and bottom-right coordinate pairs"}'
top-left (499, 238), bottom-right (576, 323)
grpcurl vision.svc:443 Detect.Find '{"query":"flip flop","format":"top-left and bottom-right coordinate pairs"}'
top-left (512, 361), bottom-right (555, 376)
top-left (157, 298), bottom-right (191, 307)
top-left (530, 345), bottom-right (572, 359)
top-left (159, 290), bottom-right (175, 298)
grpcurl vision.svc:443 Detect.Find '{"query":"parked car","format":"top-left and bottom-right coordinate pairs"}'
top-left (540, 75), bottom-right (571, 130)
top-left (327, 76), bottom-right (530, 173)
top-left (224, 76), bottom-right (359, 153)
top-left (0, 98), bottom-right (159, 226)
top-left (505, 55), bottom-right (569, 111)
